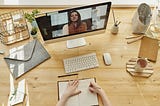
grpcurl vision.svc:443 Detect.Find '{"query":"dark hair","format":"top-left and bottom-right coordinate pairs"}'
top-left (68, 10), bottom-right (82, 28)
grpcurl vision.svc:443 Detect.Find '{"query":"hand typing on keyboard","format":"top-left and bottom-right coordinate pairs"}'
top-left (63, 53), bottom-right (99, 73)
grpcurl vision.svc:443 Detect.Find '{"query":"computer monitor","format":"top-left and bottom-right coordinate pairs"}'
top-left (35, 2), bottom-right (111, 48)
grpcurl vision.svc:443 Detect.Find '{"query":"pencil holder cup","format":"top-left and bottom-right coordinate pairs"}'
top-left (111, 25), bottom-right (119, 34)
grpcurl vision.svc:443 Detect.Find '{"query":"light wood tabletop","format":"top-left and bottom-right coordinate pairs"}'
top-left (0, 7), bottom-right (160, 106)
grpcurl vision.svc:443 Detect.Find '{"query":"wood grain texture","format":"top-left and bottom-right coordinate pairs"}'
top-left (0, 8), bottom-right (160, 106)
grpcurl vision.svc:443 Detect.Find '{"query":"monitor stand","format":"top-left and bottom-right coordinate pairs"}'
top-left (67, 38), bottom-right (86, 49)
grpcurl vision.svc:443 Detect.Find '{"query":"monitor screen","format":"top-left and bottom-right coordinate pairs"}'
top-left (35, 2), bottom-right (111, 44)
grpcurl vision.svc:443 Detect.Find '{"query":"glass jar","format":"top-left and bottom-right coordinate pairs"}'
top-left (149, 0), bottom-right (160, 40)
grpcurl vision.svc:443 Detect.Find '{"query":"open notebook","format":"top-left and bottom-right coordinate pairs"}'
top-left (57, 78), bottom-right (99, 106)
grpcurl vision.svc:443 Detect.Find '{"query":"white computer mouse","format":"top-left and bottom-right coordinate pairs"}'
top-left (103, 53), bottom-right (112, 65)
top-left (0, 50), bottom-right (4, 54)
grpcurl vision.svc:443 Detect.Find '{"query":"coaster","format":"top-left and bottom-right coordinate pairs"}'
top-left (126, 58), bottom-right (154, 77)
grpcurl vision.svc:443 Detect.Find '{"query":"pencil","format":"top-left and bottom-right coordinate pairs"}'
top-left (117, 21), bottom-right (121, 26)
top-left (112, 9), bottom-right (116, 25)
top-left (58, 73), bottom-right (78, 78)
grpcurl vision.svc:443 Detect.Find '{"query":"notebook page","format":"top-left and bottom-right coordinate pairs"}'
top-left (78, 78), bottom-right (98, 106)
top-left (58, 81), bottom-right (79, 106)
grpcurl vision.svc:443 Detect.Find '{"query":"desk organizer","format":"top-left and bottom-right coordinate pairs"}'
top-left (126, 58), bottom-right (154, 78)
top-left (0, 10), bottom-right (30, 45)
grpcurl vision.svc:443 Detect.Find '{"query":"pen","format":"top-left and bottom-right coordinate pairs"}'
top-left (58, 73), bottom-right (78, 78)
top-left (127, 35), bottom-right (143, 44)
top-left (125, 35), bottom-right (142, 39)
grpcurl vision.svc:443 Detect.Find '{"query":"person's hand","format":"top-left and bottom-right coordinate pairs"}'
top-left (89, 81), bottom-right (112, 106)
top-left (89, 81), bottom-right (102, 94)
top-left (62, 79), bottom-right (81, 100)
top-left (56, 80), bottom-right (81, 106)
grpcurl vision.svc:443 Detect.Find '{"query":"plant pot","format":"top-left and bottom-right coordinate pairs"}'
top-left (30, 26), bottom-right (38, 38)
top-left (31, 33), bottom-right (37, 38)
top-left (31, 20), bottom-right (38, 28)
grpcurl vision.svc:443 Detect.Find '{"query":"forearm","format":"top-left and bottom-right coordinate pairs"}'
top-left (99, 90), bottom-right (112, 106)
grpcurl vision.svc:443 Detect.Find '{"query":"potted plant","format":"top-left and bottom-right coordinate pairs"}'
top-left (24, 9), bottom-right (40, 38)
top-left (24, 9), bottom-right (40, 24)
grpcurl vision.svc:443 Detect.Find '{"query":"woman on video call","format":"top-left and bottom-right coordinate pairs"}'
top-left (63, 10), bottom-right (87, 35)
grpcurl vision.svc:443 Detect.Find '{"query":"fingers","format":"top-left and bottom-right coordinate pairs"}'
top-left (68, 80), bottom-right (71, 86)
top-left (89, 87), bottom-right (94, 92)
top-left (68, 79), bottom-right (79, 87)
top-left (70, 90), bottom-right (81, 97)
top-left (89, 81), bottom-right (102, 94)
top-left (72, 79), bottom-right (79, 86)
top-left (90, 81), bottom-right (101, 88)
top-left (89, 81), bottom-right (97, 88)
top-left (74, 90), bottom-right (81, 95)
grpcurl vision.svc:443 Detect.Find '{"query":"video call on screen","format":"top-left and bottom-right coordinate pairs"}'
top-left (36, 3), bottom-right (109, 41)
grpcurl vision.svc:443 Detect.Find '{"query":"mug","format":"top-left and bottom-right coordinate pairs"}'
top-left (135, 58), bottom-right (148, 72)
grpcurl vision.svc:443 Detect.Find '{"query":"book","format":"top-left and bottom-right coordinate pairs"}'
top-left (57, 78), bottom-right (99, 106)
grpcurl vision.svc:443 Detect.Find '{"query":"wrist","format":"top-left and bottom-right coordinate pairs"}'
top-left (61, 94), bottom-right (69, 101)
top-left (57, 94), bottom-right (69, 106)
top-left (98, 89), bottom-right (105, 96)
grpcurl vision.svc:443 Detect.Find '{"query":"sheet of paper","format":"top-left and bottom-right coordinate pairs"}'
top-left (8, 74), bottom-right (15, 106)
top-left (8, 76), bottom-right (25, 106)
top-left (12, 14), bottom-right (22, 21)
top-left (25, 83), bottom-right (30, 106)
top-left (6, 20), bottom-right (14, 34)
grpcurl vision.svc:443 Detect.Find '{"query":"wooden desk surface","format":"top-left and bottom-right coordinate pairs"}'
top-left (0, 8), bottom-right (160, 106)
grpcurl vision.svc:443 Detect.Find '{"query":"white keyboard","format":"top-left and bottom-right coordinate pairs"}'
top-left (63, 53), bottom-right (99, 73)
